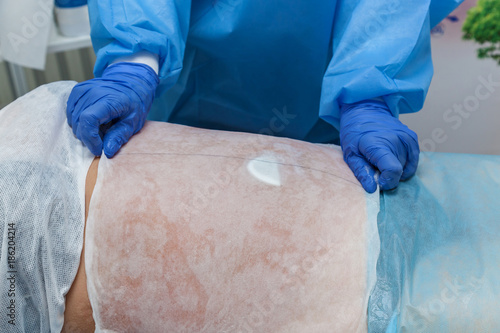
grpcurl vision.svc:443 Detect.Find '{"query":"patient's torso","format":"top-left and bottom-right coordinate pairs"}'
top-left (76, 121), bottom-right (379, 332)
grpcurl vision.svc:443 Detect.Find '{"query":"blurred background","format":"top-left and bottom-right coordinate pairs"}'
top-left (0, 0), bottom-right (498, 154)
top-left (402, 0), bottom-right (500, 155)
top-left (0, 0), bottom-right (95, 109)
top-left (0, 48), bottom-right (95, 109)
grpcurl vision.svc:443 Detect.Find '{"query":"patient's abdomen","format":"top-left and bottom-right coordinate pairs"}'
top-left (85, 122), bottom-right (379, 332)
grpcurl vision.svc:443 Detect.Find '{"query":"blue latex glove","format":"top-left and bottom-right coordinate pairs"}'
top-left (66, 62), bottom-right (159, 158)
top-left (339, 101), bottom-right (420, 193)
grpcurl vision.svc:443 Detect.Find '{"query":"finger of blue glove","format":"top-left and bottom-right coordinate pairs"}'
top-left (75, 117), bottom-right (103, 156)
top-left (66, 100), bottom-right (76, 128)
top-left (67, 83), bottom-right (94, 131)
top-left (102, 118), bottom-right (135, 158)
top-left (364, 149), bottom-right (403, 191)
top-left (74, 102), bottom-right (121, 156)
top-left (400, 139), bottom-right (420, 180)
top-left (344, 152), bottom-right (378, 193)
top-left (66, 87), bottom-right (82, 128)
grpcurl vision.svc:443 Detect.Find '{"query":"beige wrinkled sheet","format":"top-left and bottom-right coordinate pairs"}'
top-left (85, 121), bottom-right (379, 333)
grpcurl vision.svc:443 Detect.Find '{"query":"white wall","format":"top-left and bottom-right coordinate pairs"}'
top-left (401, 0), bottom-right (500, 155)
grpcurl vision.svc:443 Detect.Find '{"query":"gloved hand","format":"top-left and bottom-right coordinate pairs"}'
top-left (66, 62), bottom-right (159, 158)
top-left (339, 101), bottom-right (420, 193)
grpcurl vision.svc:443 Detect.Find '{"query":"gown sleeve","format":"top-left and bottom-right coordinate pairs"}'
top-left (319, 0), bottom-right (464, 129)
top-left (88, 0), bottom-right (191, 93)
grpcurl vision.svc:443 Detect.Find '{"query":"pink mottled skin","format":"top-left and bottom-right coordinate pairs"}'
top-left (80, 121), bottom-right (374, 332)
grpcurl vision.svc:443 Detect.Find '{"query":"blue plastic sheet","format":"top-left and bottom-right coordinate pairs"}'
top-left (369, 152), bottom-right (500, 332)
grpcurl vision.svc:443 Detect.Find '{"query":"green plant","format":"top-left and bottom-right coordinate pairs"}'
top-left (463, 0), bottom-right (500, 64)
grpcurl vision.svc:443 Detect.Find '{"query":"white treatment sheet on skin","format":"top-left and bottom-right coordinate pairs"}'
top-left (85, 120), bottom-right (380, 332)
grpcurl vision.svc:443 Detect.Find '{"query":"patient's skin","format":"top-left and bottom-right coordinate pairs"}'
top-left (83, 121), bottom-right (377, 332)
top-left (62, 157), bottom-right (98, 332)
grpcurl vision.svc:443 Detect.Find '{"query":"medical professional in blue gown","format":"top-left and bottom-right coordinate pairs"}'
top-left (66, 0), bottom-right (463, 193)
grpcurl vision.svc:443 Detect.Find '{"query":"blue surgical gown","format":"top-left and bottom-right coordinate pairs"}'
top-left (88, 0), bottom-right (463, 143)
